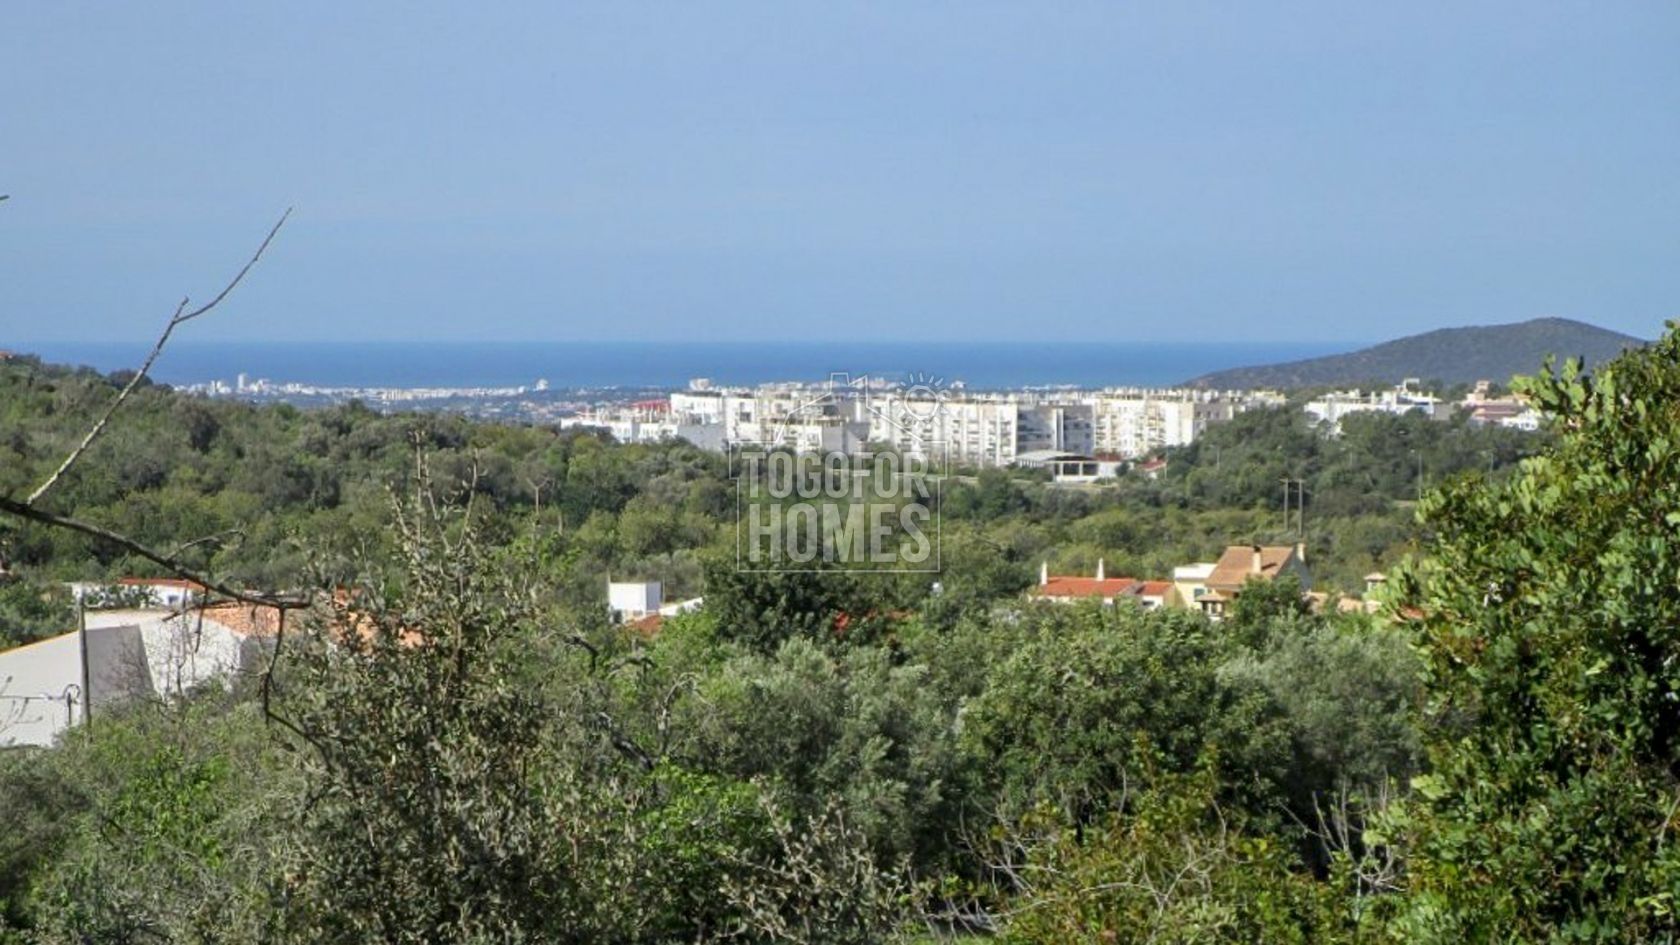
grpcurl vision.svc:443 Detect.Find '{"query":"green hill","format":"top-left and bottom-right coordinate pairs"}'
top-left (1185, 317), bottom-right (1646, 389)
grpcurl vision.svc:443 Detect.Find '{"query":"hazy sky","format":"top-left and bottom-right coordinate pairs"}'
top-left (3, 2), bottom-right (1677, 344)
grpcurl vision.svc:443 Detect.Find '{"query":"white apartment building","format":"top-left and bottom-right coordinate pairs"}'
top-left (1087, 390), bottom-right (1243, 459)
top-left (560, 401), bottom-right (682, 443)
top-left (868, 395), bottom-right (1093, 467)
top-left (591, 382), bottom-right (1261, 467)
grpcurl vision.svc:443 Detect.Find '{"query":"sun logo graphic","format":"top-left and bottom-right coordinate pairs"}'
top-left (859, 371), bottom-right (950, 457)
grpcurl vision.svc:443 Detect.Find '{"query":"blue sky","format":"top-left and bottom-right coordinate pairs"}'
top-left (2, 2), bottom-right (1676, 344)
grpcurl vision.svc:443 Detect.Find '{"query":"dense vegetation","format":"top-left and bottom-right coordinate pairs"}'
top-left (6, 326), bottom-right (1676, 941)
top-left (0, 354), bottom-right (1539, 648)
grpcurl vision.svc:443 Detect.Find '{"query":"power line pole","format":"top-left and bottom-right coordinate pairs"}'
top-left (1281, 477), bottom-right (1291, 534)
top-left (1295, 480), bottom-right (1305, 537)
top-left (1280, 477), bottom-right (1305, 539)
top-left (77, 599), bottom-right (91, 736)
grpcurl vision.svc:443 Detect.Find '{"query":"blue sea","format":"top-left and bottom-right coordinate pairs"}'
top-left (24, 340), bottom-right (1356, 391)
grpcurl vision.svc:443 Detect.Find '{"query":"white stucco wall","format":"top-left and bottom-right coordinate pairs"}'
top-left (86, 609), bottom-right (252, 698)
top-left (1, 607), bottom-right (267, 747)
top-left (0, 623), bottom-right (151, 748)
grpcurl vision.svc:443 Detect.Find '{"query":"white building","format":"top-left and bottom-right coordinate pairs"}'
top-left (1088, 390), bottom-right (1245, 459)
top-left (0, 603), bottom-right (278, 747)
top-left (870, 395), bottom-right (1094, 467)
top-left (0, 623), bottom-right (150, 747)
top-left (1304, 381), bottom-right (1443, 433)
top-left (88, 606), bottom-right (278, 702)
top-left (1461, 381), bottom-right (1543, 431)
top-left (1013, 450), bottom-right (1121, 483)
top-left (608, 581), bottom-right (663, 621)
top-left (559, 401), bottom-right (681, 444)
top-left (584, 382), bottom-right (1262, 467)
top-left (68, 577), bottom-right (204, 610)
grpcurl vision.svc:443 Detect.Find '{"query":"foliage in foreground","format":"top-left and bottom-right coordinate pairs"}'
top-left (1385, 326), bottom-right (1680, 941)
top-left (10, 326), bottom-right (1680, 940)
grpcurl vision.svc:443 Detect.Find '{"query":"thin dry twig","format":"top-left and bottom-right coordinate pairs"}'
top-left (25, 208), bottom-right (292, 506)
top-left (0, 494), bottom-right (302, 610)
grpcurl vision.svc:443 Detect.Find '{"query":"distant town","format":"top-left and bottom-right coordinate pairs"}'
top-left (184, 371), bottom-right (1542, 478)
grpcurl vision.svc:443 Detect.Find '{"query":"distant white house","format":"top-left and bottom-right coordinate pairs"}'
top-left (87, 606), bottom-right (278, 701)
top-left (67, 577), bottom-right (204, 609)
top-left (0, 603), bottom-right (279, 748)
top-left (1460, 381), bottom-right (1543, 431)
top-left (607, 578), bottom-right (703, 636)
top-left (608, 581), bottom-right (663, 621)
top-left (1304, 381), bottom-right (1442, 433)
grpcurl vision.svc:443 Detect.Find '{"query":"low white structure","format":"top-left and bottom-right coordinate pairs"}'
top-left (0, 604), bottom-right (279, 748)
top-left (1014, 449), bottom-right (1121, 483)
top-left (87, 606), bottom-right (277, 701)
top-left (608, 581), bottom-right (663, 621)
top-left (0, 623), bottom-right (152, 748)
top-left (1460, 382), bottom-right (1543, 431)
top-left (1304, 381), bottom-right (1443, 433)
top-left (68, 577), bottom-right (203, 609)
top-left (558, 401), bottom-right (681, 444)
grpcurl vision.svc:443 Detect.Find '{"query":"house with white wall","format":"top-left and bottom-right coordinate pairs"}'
top-left (0, 603), bottom-right (280, 747)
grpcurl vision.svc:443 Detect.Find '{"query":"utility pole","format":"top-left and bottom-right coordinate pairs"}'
top-left (1280, 477), bottom-right (1305, 538)
top-left (77, 599), bottom-right (91, 736)
top-left (1281, 477), bottom-right (1291, 534)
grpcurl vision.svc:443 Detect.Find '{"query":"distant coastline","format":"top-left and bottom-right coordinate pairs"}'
top-left (20, 340), bottom-right (1354, 392)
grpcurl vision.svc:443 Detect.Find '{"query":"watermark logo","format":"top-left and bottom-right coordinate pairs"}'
top-left (734, 373), bottom-right (945, 573)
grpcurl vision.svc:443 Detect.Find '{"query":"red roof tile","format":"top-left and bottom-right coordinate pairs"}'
top-left (193, 602), bottom-right (282, 638)
top-left (1031, 576), bottom-right (1142, 599)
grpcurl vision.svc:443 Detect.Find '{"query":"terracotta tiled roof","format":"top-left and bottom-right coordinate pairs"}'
top-left (627, 613), bottom-right (665, 636)
top-left (1205, 545), bottom-right (1300, 592)
top-left (1032, 576), bottom-right (1142, 599)
top-left (1136, 581), bottom-right (1173, 598)
top-left (192, 602), bottom-right (282, 638)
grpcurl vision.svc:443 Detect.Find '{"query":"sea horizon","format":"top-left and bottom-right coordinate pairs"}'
top-left (17, 339), bottom-right (1360, 391)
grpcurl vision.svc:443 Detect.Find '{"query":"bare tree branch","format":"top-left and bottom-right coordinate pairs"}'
top-left (0, 494), bottom-right (302, 610)
top-left (24, 208), bottom-right (292, 506)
